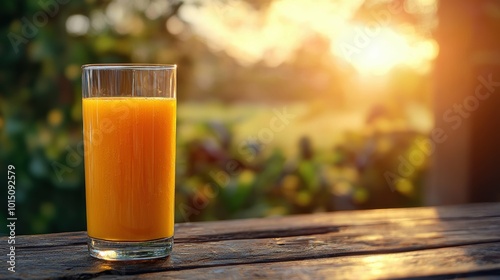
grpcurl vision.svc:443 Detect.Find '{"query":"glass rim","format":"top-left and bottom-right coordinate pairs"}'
top-left (82, 64), bottom-right (177, 70)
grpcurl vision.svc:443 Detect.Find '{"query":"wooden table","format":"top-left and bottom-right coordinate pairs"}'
top-left (2, 203), bottom-right (500, 279)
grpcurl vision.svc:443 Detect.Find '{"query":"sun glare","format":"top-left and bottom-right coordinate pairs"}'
top-left (331, 26), bottom-right (438, 75)
top-left (97, 0), bottom-right (438, 74)
top-left (342, 27), bottom-right (408, 75)
top-left (180, 0), bottom-right (438, 74)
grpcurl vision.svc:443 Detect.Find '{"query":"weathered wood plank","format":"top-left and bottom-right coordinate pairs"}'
top-left (13, 202), bottom-right (500, 248)
top-left (96, 242), bottom-right (500, 280)
top-left (174, 202), bottom-right (500, 243)
top-left (3, 210), bottom-right (500, 279)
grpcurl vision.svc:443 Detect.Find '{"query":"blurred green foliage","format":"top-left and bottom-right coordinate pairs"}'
top-left (1, 0), bottom-right (431, 235)
top-left (175, 120), bottom-right (427, 223)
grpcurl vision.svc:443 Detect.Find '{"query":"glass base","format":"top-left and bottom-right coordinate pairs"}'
top-left (88, 236), bottom-right (173, 261)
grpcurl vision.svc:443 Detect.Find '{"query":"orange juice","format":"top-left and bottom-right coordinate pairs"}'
top-left (83, 97), bottom-right (176, 241)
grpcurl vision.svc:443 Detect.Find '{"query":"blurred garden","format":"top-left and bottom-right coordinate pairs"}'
top-left (1, 0), bottom-right (439, 234)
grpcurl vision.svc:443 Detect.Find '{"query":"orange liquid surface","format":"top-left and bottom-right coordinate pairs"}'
top-left (83, 97), bottom-right (176, 241)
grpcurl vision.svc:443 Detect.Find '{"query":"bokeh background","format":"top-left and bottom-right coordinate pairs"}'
top-left (1, 0), bottom-right (500, 235)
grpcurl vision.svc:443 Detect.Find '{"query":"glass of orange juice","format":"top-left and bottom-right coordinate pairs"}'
top-left (81, 64), bottom-right (176, 260)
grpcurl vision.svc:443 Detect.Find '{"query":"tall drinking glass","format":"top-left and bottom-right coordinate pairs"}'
top-left (81, 64), bottom-right (176, 260)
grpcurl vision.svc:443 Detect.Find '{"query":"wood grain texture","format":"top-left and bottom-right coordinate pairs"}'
top-left (1, 203), bottom-right (499, 279)
top-left (97, 242), bottom-right (500, 280)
